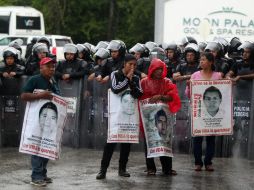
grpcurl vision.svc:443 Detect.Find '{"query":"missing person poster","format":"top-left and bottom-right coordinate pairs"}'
top-left (108, 89), bottom-right (139, 143)
top-left (190, 80), bottom-right (233, 136)
top-left (139, 99), bottom-right (174, 158)
top-left (19, 90), bottom-right (67, 160)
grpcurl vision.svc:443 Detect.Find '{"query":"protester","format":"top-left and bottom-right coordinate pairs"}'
top-left (185, 52), bottom-right (222, 172)
top-left (139, 58), bottom-right (181, 176)
top-left (96, 54), bottom-right (143, 180)
top-left (21, 57), bottom-right (59, 187)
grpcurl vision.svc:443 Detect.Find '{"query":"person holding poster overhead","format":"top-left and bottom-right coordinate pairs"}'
top-left (21, 57), bottom-right (59, 187)
top-left (186, 52), bottom-right (222, 172)
top-left (139, 58), bottom-right (181, 176)
top-left (96, 54), bottom-right (143, 180)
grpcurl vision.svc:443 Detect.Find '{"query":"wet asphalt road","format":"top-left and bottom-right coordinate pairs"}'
top-left (0, 147), bottom-right (254, 190)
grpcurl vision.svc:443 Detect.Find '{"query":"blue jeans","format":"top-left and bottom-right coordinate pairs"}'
top-left (31, 155), bottom-right (49, 180)
top-left (193, 136), bottom-right (215, 166)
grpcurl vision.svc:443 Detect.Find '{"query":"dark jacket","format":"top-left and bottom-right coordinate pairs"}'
top-left (0, 63), bottom-right (25, 78)
top-left (110, 69), bottom-right (143, 99)
top-left (99, 57), bottom-right (124, 78)
top-left (55, 58), bottom-right (87, 80)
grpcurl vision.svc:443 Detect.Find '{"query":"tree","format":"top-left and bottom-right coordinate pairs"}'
top-left (0, 0), bottom-right (155, 47)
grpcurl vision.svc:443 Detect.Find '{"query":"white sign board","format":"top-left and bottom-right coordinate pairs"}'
top-left (156, 0), bottom-right (254, 43)
top-left (108, 89), bottom-right (139, 143)
top-left (139, 99), bottom-right (174, 158)
top-left (19, 91), bottom-right (67, 160)
top-left (190, 80), bottom-right (233, 136)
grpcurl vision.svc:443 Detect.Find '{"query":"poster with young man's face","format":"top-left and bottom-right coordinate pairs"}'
top-left (139, 99), bottom-right (174, 158)
top-left (108, 89), bottom-right (139, 143)
top-left (19, 90), bottom-right (67, 160)
top-left (190, 80), bottom-right (233, 136)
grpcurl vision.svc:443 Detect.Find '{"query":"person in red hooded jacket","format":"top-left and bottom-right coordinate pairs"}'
top-left (139, 58), bottom-right (181, 176)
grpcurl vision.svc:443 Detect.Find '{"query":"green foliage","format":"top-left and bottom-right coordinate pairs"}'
top-left (0, 0), bottom-right (154, 47)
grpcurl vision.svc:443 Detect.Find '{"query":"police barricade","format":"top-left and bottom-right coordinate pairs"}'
top-left (0, 76), bottom-right (27, 147)
top-left (174, 81), bottom-right (192, 154)
top-left (87, 80), bottom-right (109, 149)
top-left (248, 81), bottom-right (254, 160)
top-left (58, 79), bottom-right (83, 148)
top-left (222, 80), bottom-right (253, 159)
top-left (80, 77), bottom-right (97, 148)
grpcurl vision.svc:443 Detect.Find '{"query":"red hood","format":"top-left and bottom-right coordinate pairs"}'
top-left (148, 58), bottom-right (168, 79)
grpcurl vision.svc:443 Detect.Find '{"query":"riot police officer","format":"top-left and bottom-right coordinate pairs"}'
top-left (173, 43), bottom-right (200, 81)
top-left (0, 47), bottom-right (25, 78)
top-left (205, 41), bottom-right (230, 77)
top-left (96, 40), bottom-right (126, 83)
top-left (226, 41), bottom-right (254, 82)
top-left (164, 42), bottom-right (184, 80)
top-left (25, 43), bottom-right (49, 75)
top-left (55, 43), bottom-right (87, 80)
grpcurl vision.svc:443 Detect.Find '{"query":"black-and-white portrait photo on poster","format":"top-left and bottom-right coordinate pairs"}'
top-left (108, 89), bottom-right (139, 143)
top-left (190, 80), bottom-right (233, 136)
top-left (19, 90), bottom-right (67, 160)
top-left (139, 99), bottom-right (174, 158)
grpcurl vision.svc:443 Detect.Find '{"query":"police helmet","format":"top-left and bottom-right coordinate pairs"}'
top-left (37, 36), bottom-right (51, 48)
top-left (184, 43), bottom-right (200, 61)
top-left (129, 43), bottom-right (146, 53)
top-left (32, 43), bottom-right (49, 55)
top-left (63, 43), bottom-right (78, 54)
top-left (107, 40), bottom-right (126, 57)
top-left (180, 36), bottom-right (197, 47)
top-left (228, 37), bottom-right (242, 55)
top-left (149, 47), bottom-right (166, 61)
top-left (95, 48), bottom-right (110, 59)
top-left (237, 41), bottom-right (254, 51)
top-left (198, 42), bottom-right (207, 52)
top-left (9, 41), bottom-right (22, 53)
top-left (144, 41), bottom-right (158, 52)
top-left (94, 41), bottom-right (109, 52)
top-left (205, 41), bottom-right (222, 52)
top-left (77, 44), bottom-right (89, 54)
top-left (3, 47), bottom-right (18, 61)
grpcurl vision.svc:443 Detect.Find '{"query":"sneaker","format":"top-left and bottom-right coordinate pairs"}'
top-left (30, 180), bottom-right (47, 187)
top-left (44, 177), bottom-right (53, 183)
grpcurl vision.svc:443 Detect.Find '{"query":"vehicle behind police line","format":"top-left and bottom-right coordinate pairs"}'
top-left (0, 35), bottom-right (73, 61)
top-left (0, 6), bottom-right (45, 36)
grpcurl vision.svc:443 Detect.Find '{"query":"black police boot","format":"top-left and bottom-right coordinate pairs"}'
top-left (118, 166), bottom-right (130, 177)
top-left (96, 168), bottom-right (107, 180)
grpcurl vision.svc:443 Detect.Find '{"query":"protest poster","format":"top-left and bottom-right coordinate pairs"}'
top-left (19, 90), bottom-right (67, 160)
top-left (190, 80), bottom-right (233, 136)
top-left (107, 89), bottom-right (139, 143)
top-left (139, 99), bottom-right (174, 158)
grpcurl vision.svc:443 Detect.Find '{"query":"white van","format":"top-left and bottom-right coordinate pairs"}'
top-left (0, 6), bottom-right (45, 36)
